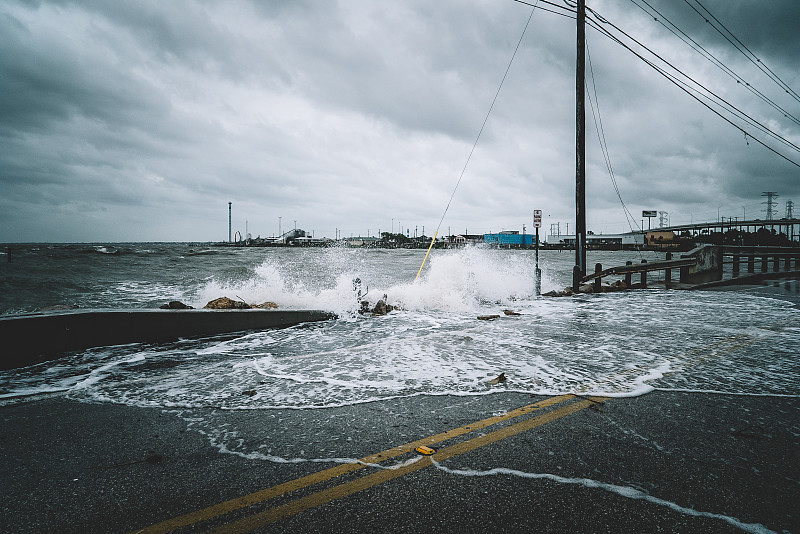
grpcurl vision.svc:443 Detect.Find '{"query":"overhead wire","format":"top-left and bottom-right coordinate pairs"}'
top-left (415, 1), bottom-right (541, 280)
top-left (581, 5), bottom-right (800, 168)
top-left (629, 0), bottom-right (800, 126)
top-left (584, 16), bottom-right (800, 170)
top-left (584, 5), bottom-right (800, 156)
top-left (585, 38), bottom-right (645, 256)
top-left (512, 0), bottom-right (574, 19)
top-left (684, 0), bottom-right (800, 103)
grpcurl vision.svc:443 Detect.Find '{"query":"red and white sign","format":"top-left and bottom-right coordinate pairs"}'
top-left (533, 210), bottom-right (542, 228)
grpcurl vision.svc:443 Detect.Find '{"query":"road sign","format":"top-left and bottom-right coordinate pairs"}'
top-left (642, 210), bottom-right (657, 218)
top-left (533, 209), bottom-right (542, 228)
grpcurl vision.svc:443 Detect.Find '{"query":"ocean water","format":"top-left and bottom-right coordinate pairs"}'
top-left (1, 243), bottom-right (798, 408)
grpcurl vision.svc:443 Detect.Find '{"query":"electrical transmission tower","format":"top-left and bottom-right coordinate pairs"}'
top-left (762, 192), bottom-right (779, 220)
top-left (787, 200), bottom-right (794, 219)
top-left (658, 211), bottom-right (669, 228)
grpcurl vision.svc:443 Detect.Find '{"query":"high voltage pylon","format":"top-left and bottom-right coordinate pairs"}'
top-left (762, 191), bottom-right (779, 220)
top-left (658, 211), bottom-right (669, 228)
top-left (787, 200), bottom-right (794, 219)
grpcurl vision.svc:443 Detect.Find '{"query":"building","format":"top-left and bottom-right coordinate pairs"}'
top-left (483, 231), bottom-right (538, 247)
top-left (645, 231), bottom-right (679, 249)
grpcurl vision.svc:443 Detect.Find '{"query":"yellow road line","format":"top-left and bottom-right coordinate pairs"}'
top-left (131, 394), bottom-right (574, 534)
top-left (209, 397), bottom-right (607, 534)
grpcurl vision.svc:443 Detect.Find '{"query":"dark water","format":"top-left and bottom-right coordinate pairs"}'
top-left (1, 243), bottom-right (798, 408)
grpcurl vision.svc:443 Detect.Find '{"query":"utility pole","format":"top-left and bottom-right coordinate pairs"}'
top-left (228, 202), bottom-right (232, 243)
top-left (574, 0), bottom-right (587, 292)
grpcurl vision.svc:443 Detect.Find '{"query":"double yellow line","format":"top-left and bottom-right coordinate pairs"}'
top-left (132, 394), bottom-right (605, 534)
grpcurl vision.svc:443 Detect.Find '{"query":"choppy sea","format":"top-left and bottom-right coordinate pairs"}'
top-left (1, 243), bottom-right (798, 407)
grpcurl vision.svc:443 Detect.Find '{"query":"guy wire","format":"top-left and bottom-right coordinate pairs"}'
top-left (415, 1), bottom-right (540, 280)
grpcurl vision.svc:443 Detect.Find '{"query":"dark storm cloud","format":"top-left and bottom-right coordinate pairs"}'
top-left (0, 0), bottom-right (797, 242)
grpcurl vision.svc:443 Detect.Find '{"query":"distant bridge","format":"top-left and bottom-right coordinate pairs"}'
top-left (657, 218), bottom-right (800, 241)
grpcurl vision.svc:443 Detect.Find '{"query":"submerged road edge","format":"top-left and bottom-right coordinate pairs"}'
top-left (0, 308), bottom-right (337, 370)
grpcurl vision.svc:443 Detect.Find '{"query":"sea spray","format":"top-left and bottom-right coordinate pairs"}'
top-left (1, 245), bottom-right (798, 409)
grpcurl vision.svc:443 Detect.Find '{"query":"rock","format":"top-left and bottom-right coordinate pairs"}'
top-left (371, 299), bottom-right (394, 316)
top-left (477, 314), bottom-right (501, 321)
top-left (502, 310), bottom-right (521, 316)
top-left (487, 372), bottom-right (507, 385)
top-left (543, 287), bottom-right (574, 297)
top-left (159, 301), bottom-right (193, 309)
top-left (254, 301), bottom-right (278, 309)
top-left (204, 297), bottom-right (251, 309)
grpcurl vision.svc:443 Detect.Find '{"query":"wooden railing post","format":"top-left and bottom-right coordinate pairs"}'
top-left (593, 263), bottom-right (602, 293)
top-left (665, 252), bottom-right (672, 288)
top-left (640, 259), bottom-right (648, 288)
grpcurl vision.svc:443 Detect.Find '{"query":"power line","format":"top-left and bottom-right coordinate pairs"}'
top-left (684, 0), bottom-right (800, 103)
top-left (417, 1), bottom-right (541, 279)
top-left (583, 8), bottom-right (800, 169)
top-left (628, 0), bottom-right (800, 126)
top-left (585, 39), bottom-right (643, 243)
top-left (514, 0), bottom-right (800, 164)
top-left (512, 0), bottom-right (574, 19)
top-left (585, 6), bottom-right (800, 156)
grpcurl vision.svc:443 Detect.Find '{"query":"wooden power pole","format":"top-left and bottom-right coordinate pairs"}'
top-left (574, 0), bottom-right (587, 292)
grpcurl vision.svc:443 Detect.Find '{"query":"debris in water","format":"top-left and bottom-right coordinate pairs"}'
top-left (487, 373), bottom-right (507, 385)
top-left (477, 315), bottom-right (500, 321)
top-left (242, 389), bottom-right (257, 397)
top-left (503, 310), bottom-right (521, 316)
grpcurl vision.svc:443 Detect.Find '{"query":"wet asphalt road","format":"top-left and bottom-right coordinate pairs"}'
top-left (1, 390), bottom-right (798, 533)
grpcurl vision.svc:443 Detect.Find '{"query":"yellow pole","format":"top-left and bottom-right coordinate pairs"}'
top-left (415, 230), bottom-right (438, 281)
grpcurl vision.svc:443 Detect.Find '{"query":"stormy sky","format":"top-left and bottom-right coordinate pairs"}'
top-left (1, 0), bottom-right (798, 243)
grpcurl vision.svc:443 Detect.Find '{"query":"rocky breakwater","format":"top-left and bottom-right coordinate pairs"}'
top-left (159, 297), bottom-right (280, 310)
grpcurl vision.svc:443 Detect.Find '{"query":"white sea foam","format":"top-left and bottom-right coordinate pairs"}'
top-left (431, 460), bottom-right (777, 534)
top-left (2, 247), bottom-right (799, 407)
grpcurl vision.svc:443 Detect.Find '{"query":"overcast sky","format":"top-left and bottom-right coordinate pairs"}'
top-left (1, 0), bottom-right (798, 242)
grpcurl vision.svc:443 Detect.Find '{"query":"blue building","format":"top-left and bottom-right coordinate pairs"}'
top-left (483, 231), bottom-right (538, 246)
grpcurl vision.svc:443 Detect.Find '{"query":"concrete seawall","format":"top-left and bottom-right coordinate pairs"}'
top-left (0, 308), bottom-right (336, 370)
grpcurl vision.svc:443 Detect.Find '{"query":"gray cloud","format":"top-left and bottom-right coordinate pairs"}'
top-left (0, 0), bottom-right (798, 242)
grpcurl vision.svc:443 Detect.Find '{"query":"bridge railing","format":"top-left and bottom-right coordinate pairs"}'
top-left (580, 254), bottom-right (697, 290)
top-left (723, 246), bottom-right (800, 277)
top-left (579, 245), bottom-right (800, 291)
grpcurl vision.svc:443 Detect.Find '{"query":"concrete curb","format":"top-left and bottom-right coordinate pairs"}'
top-left (0, 308), bottom-right (337, 369)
